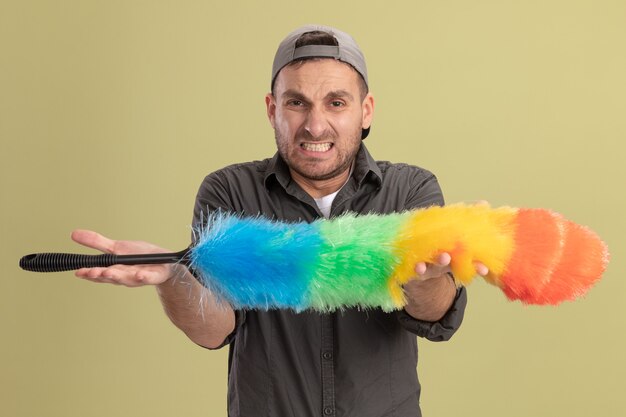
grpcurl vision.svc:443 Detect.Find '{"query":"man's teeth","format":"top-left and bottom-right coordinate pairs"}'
top-left (301, 143), bottom-right (332, 152)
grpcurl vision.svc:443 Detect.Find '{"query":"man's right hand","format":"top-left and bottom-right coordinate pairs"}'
top-left (71, 229), bottom-right (179, 287)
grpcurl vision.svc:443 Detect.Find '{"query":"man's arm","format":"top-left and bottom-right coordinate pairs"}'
top-left (71, 229), bottom-right (235, 349)
top-left (156, 268), bottom-right (235, 349)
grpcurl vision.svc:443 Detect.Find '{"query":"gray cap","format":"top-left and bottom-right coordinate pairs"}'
top-left (271, 25), bottom-right (370, 138)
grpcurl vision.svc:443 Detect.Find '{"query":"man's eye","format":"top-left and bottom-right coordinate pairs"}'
top-left (330, 101), bottom-right (345, 107)
top-left (288, 100), bottom-right (303, 106)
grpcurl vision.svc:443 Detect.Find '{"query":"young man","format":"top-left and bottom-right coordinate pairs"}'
top-left (73, 25), bottom-right (482, 417)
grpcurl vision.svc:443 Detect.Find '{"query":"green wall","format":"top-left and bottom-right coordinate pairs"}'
top-left (2, 1), bottom-right (624, 416)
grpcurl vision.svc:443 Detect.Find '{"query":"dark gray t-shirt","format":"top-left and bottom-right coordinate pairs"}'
top-left (192, 144), bottom-right (467, 417)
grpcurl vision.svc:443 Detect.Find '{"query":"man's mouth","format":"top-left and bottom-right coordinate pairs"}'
top-left (301, 142), bottom-right (333, 152)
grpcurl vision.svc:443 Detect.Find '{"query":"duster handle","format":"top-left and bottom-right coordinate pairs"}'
top-left (19, 248), bottom-right (190, 273)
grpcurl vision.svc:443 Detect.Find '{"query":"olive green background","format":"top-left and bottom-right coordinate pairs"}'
top-left (2, 1), bottom-right (624, 416)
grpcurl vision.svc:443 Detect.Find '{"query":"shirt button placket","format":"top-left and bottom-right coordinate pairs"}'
top-left (321, 315), bottom-right (336, 417)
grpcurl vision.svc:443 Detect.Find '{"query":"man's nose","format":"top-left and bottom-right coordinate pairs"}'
top-left (304, 107), bottom-right (329, 139)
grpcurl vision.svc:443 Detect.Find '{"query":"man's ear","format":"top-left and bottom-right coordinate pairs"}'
top-left (361, 93), bottom-right (374, 130)
top-left (265, 93), bottom-right (276, 128)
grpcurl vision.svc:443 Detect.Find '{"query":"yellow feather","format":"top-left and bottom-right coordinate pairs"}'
top-left (388, 204), bottom-right (518, 291)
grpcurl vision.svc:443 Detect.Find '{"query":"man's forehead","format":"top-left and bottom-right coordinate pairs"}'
top-left (274, 59), bottom-right (361, 95)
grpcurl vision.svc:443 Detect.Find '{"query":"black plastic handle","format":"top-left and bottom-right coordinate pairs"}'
top-left (19, 249), bottom-right (190, 273)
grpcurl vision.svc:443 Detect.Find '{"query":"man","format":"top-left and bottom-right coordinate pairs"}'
top-left (73, 25), bottom-right (485, 417)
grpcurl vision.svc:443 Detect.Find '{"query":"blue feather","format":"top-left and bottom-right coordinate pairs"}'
top-left (190, 213), bottom-right (323, 310)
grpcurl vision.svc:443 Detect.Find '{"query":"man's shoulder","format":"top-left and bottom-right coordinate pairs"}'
top-left (212, 158), bottom-right (272, 176)
top-left (203, 158), bottom-right (273, 183)
top-left (375, 160), bottom-right (437, 180)
top-left (194, 157), bottom-right (276, 214)
top-left (369, 160), bottom-right (443, 208)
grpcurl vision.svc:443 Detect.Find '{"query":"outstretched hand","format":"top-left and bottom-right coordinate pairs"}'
top-left (71, 230), bottom-right (178, 287)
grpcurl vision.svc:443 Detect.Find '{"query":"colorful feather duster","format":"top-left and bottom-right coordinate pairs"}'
top-left (188, 204), bottom-right (609, 311)
top-left (20, 204), bottom-right (609, 312)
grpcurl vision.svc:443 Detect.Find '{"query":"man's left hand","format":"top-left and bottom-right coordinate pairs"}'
top-left (403, 253), bottom-right (488, 322)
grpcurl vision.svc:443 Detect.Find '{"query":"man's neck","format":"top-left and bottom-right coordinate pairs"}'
top-left (290, 167), bottom-right (351, 199)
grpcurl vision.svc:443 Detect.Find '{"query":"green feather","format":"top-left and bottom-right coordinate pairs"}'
top-left (306, 212), bottom-right (411, 311)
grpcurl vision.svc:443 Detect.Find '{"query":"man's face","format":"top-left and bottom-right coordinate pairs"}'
top-left (266, 59), bottom-right (374, 183)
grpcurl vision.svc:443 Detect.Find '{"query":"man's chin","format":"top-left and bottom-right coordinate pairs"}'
top-left (292, 163), bottom-right (350, 182)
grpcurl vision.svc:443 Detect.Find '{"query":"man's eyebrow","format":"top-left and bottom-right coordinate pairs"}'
top-left (280, 89), bottom-right (355, 102)
top-left (281, 90), bottom-right (310, 102)
top-left (325, 90), bottom-right (355, 101)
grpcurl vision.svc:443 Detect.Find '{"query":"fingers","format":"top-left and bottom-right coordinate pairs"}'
top-left (414, 262), bottom-right (427, 276)
top-left (70, 230), bottom-right (176, 287)
top-left (71, 229), bottom-right (116, 254)
top-left (414, 253), bottom-right (489, 279)
top-left (414, 252), bottom-right (452, 279)
top-left (75, 265), bottom-right (170, 287)
top-left (415, 252), bottom-right (452, 275)
top-left (474, 262), bottom-right (489, 277)
top-left (436, 252), bottom-right (451, 266)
